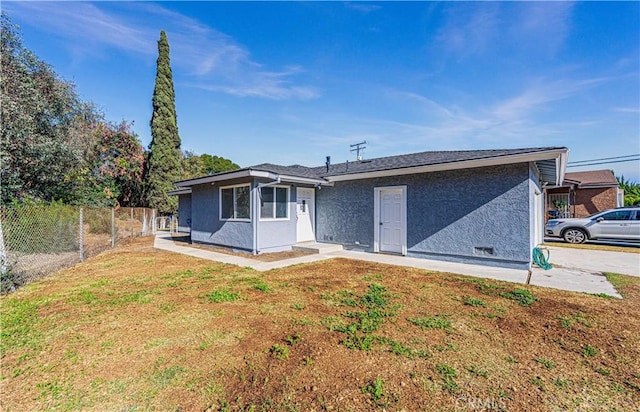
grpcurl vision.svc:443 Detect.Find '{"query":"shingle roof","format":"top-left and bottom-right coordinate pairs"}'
top-left (312, 147), bottom-right (566, 177)
top-left (249, 163), bottom-right (322, 179)
top-left (175, 146), bottom-right (566, 187)
top-left (563, 169), bottom-right (618, 187)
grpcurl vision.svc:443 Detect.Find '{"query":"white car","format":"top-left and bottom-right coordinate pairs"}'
top-left (545, 207), bottom-right (640, 244)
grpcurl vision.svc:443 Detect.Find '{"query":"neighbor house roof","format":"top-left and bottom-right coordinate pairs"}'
top-left (172, 146), bottom-right (568, 189)
top-left (562, 169), bottom-right (618, 188)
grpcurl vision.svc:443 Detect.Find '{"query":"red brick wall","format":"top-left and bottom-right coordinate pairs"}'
top-left (573, 187), bottom-right (618, 217)
top-left (546, 187), bottom-right (618, 219)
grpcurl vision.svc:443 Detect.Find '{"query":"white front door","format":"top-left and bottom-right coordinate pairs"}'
top-left (296, 187), bottom-right (315, 242)
top-left (376, 187), bottom-right (406, 254)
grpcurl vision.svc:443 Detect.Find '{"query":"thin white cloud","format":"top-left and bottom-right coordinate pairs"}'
top-left (435, 2), bottom-right (574, 59)
top-left (386, 90), bottom-right (457, 119)
top-left (491, 77), bottom-right (609, 121)
top-left (613, 107), bottom-right (640, 114)
top-left (344, 3), bottom-right (382, 13)
top-left (3, 1), bottom-right (154, 55)
top-left (3, 1), bottom-right (318, 101)
top-left (511, 2), bottom-right (574, 57)
top-left (436, 2), bottom-right (501, 58)
top-left (333, 75), bottom-right (615, 152)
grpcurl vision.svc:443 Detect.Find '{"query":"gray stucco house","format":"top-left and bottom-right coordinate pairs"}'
top-left (169, 147), bottom-right (568, 270)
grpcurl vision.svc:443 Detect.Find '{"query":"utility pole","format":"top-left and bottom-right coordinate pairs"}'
top-left (350, 141), bottom-right (367, 161)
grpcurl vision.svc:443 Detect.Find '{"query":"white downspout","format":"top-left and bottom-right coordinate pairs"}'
top-left (253, 177), bottom-right (281, 254)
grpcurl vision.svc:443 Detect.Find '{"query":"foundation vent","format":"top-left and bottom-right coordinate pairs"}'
top-left (474, 247), bottom-right (495, 256)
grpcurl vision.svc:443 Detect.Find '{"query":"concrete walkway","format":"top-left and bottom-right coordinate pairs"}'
top-left (153, 234), bottom-right (625, 297)
top-left (544, 246), bottom-right (639, 277)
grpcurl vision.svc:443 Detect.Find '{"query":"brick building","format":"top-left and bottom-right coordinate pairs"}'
top-left (546, 169), bottom-right (623, 220)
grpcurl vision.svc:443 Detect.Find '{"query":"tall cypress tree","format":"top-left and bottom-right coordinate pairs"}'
top-left (145, 30), bottom-right (182, 214)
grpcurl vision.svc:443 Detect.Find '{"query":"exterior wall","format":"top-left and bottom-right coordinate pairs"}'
top-left (188, 178), bottom-right (302, 253)
top-left (574, 187), bottom-right (617, 217)
top-left (316, 163), bottom-right (533, 269)
top-left (256, 180), bottom-right (298, 253)
top-left (177, 194), bottom-right (191, 233)
top-left (528, 165), bottom-right (544, 250)
top-left (189, 180), bottom-right (253, 251)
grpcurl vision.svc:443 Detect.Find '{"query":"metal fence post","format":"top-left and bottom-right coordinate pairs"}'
top-left (79, 207), bottom-right (84, 262)
top-left (142, 208), bottom-right (147, 234)
top-left (111, 207), bottom-right (116, 248)
top-left (130, 208), bottom-right (134, 238)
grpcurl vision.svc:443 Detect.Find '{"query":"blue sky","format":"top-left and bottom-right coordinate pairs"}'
top-left (4, 1), bottom-right (639, 181)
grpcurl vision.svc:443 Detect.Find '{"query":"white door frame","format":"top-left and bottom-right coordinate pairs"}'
top-left (373, 186), bottom-right (407, 255)
top-left (296, 187), bottom-right (316, 242)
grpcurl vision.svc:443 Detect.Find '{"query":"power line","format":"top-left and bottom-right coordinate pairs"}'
top-left (568, 154), bottom-right (640, 165)
top-left (567, 158), bottom-right (640, 167)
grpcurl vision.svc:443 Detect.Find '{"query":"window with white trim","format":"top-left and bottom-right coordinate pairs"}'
top-left (220, 184), bottom-right (250, 220)
top-left (260, 186), bottom-right (289, 219)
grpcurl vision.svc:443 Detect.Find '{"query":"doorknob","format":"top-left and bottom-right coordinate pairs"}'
top-left (379, 222), bottom-right (383, 226)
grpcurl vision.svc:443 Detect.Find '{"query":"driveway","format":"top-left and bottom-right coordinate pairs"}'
top-left (545, 246), bottom-right (640, 277)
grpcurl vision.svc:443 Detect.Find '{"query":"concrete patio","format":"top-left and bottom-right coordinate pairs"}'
top-left (153, 233), bottom-right (635, 298)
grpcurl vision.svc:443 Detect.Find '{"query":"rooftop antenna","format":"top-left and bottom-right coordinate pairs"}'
top-left (350, 141), bottom-right (367, 161)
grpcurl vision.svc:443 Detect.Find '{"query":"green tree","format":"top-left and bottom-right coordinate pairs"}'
top-left (144, 30), bottom-right (182, 214)
top-left (0, 13), bottom-right (98, 203)
top-left (617, 175), bottom-right (640, 206)
top-left (181, 151), bottom-right (239, 179)
top-left (200, 154), bottom-right (239, 175)
top-left (75, 121), bottom-right (145, 207)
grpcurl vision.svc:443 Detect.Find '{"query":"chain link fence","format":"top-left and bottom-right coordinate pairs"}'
top-left (0, 204), bottom-right (156, 293)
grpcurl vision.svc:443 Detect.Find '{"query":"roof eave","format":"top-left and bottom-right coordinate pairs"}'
top-left (167, 188), bottom-right (192, 196)
top-left (278, 175), bottom-right (332, 186)
top-left (174, 169), bottom-right (278, 187)
top-left (174, 169), bottom-right (330, 188)
top-left (578, 183), bottom-right (619, 189)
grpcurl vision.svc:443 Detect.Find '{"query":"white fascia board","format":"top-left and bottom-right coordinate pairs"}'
top-left (249, 170), bottom-right (278, 179)
top-left (174, 169), bottom-right (278, 187)
top-left (577, 183), bottom-right (619, 189)
top-left (326, 149), bottom-right (568, 182)
top-left (167, 188), bottom-right (192, 196)
top-left (278, 175), bottom-right (331, 186)
top-left (556, 149), bottom-right (568, 186)
top-left (174, 169), bottom-right (253, 187)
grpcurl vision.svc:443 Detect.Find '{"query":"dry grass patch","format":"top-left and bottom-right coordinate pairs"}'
top-left (2, 236), bottom-right (639, 411)
top-left (543, 241), bottom-right (640, 254)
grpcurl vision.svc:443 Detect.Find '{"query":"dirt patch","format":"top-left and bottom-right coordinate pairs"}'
top-left (2, 236), bottom-right (639, 411)
top-left (169, 233), bottom-right (315, 261)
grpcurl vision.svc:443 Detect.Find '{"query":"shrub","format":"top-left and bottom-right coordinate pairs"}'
top-left (84, 208), bottom-right (112, 234)
top-left (0, 264), bottom-right (22, 294)
top-left (2, 202), bottom-right (79, 254)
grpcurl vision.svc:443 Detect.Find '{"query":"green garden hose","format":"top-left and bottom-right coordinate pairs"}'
top-left (533, 247), bottom-right (552, 270)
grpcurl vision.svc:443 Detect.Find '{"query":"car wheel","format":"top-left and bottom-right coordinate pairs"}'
top-left (563, 228), bottom-right (587, 244)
